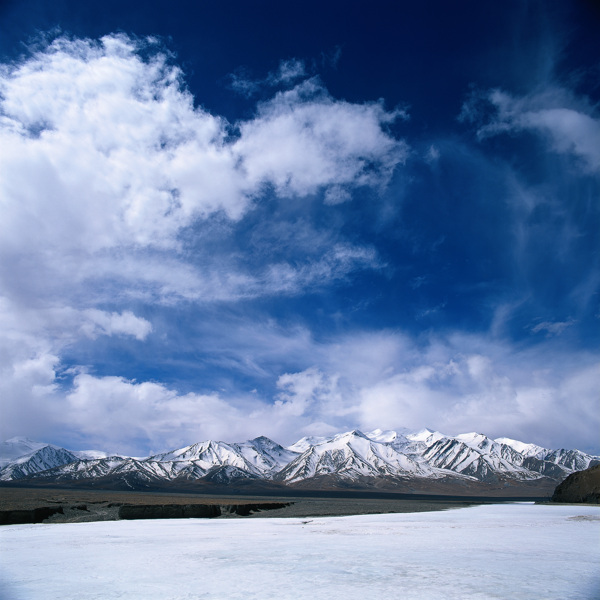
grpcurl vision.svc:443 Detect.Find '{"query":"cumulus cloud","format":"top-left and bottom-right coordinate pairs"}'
top-left (0, 34), bottom-right (404, 306)
top-left (2, 307), bottom-right (598, 453)
top-left (235, 80), bottom-right (407, 197)
top-left (326, 333), bottom-right (600, 452)
top-left (0, 33), bottom-right (410, 452)
top-left (135, 319), bottom-right (599, 453)
top-left (0, 34), bottom-right (244, 257)
top-left (64, 374), bottom-right (260, 455)
top-left (2, 32), bottom-right (596, 457)
top-left (274, 367), bottom-right (344, 420)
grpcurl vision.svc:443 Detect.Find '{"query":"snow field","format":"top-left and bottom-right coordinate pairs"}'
top-left (0, 503), bottom-right (598, 600)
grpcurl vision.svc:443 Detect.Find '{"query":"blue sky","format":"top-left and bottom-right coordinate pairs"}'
top-left (0, 0), bottom-right (598, 456)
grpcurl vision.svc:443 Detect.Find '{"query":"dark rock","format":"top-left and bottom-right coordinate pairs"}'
top-left (551, 464), bottom-right (600, 504)
top-left (118, 504), bottom-right (221, 520)
top-left (219, 502), bottom-right (290, 516)
top-left (0, 506), bottom-right (64, 525)
top-left (117, 502), bottom-right (292, 520)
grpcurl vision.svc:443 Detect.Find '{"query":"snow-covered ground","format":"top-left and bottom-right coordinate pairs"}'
top-left (0, 503), bottom-right (598, 600)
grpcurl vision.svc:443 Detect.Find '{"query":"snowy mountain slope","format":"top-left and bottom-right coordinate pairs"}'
top-left (494, 437), bottom-right (547, 457)
top-left (28, 436), bottom-right (299, 485)
top-left (400, 429), bottom-right (447, 455)
top-left (364, 428), bottom-right (410, 444)
top-left (421, 436), bottom-right (539, 482)
top-left (147, 440), bottom-right (263, 475)
top-left (2, 429), bottom-right (598, 489)
top-left (236, 436), bottom-right (299, 475)
top-left (287, 436), bottom-right (328, 453)
top-left (405, 428), bottom-right (446, 445)
top-left (0, 445), bottom-right (79, 481)
top-left (416, 431), bottom-right (596, 482)
top-left (35, 455), bottom-right (220, 484)
top-left (0, 437), bottom-right (50, 468)
top-left (541, 448), bottom-right (600, 471)
top-left (72, 450), bottom-right (114, 460)
top-left (493, 438), bottom-right (599, 471)
top-left (276, 430), bottom-right (438, 484)
top-left (147, 436), bottom-right (298, 479)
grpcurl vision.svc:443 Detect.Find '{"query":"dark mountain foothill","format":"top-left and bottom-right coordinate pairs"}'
top-left (551, 464), bottom-right (600, 504)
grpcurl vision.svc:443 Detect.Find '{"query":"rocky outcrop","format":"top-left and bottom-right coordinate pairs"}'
top-left (551, 464), bottom-right (600, 504)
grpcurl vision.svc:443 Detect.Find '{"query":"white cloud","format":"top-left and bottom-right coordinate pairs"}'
top-left (0, 295), bottom-right (154, 445)
top-left (0, 34), bottom-right (245, 258)
top-left (158, 320), bottom-right (600, 451)
top-left (80, 241), bottom-right (380, 304)
top-left (274, 367), bottom-right (344, 420)
top-left (212, 325), bottom-right (600, 452)
top-left (80, 310), bottom-right (152, 341)
top-left (0, 330), bottom-right (61, 443)
top-left (2, 33), bottom-right (596, 457)
top-left (0, 34), bottom-right (404, 311)
top-left (347, 335), bottom-right (599, 451)
top-left (0, 33), bottom-right (406, 448)
top-left (234, 79), bottom-right (408, 197)
top-left (425, 144), bottom-right (440, 163)
top-left (324, 186), bottom-right (352, 205)
top-left (0, 297), bottom-right (151, 345)
top-left (530, 319), bottom-right (575, 337)
top-left (229, 59), bottom-right (307, 97)
top-left (63, 374), bottom-right (257, 455)
top-left (269, 58), bottom-right (306, 84)
top-left (461, 87), bottom-right (600, 172)
top-left (2, 307), bottom-right (598, 453)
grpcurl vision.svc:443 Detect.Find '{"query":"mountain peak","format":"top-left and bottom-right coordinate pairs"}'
top-left (248, 436), bottom-right (278, 447)
top-left (406, 428), bottom-right (445, 443)
top-left (335, 429), bottom-right (368, 440)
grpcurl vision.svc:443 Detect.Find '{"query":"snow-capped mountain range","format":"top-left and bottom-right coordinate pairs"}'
top-left (1, 430), bottom-right (598, 491)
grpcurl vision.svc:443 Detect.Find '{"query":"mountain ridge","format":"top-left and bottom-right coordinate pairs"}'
top-left (1, 429), bottom-right (598, 494)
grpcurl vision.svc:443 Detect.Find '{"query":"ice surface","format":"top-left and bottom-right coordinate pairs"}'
top-left (0, 503), bottom-right (598, 600)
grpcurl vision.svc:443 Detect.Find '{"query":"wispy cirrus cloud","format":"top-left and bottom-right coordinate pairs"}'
top-left (530, 319), bottom-right (575, 337)
top-left (460, 86), bottom-right (600, 172)
top-left (268, 58), bottom-right (307, 85)
top-left (228, 58), bottom-right (307, 97)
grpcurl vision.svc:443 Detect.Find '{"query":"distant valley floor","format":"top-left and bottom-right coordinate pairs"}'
top-left (0, 483), bottom-right (551, 525)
